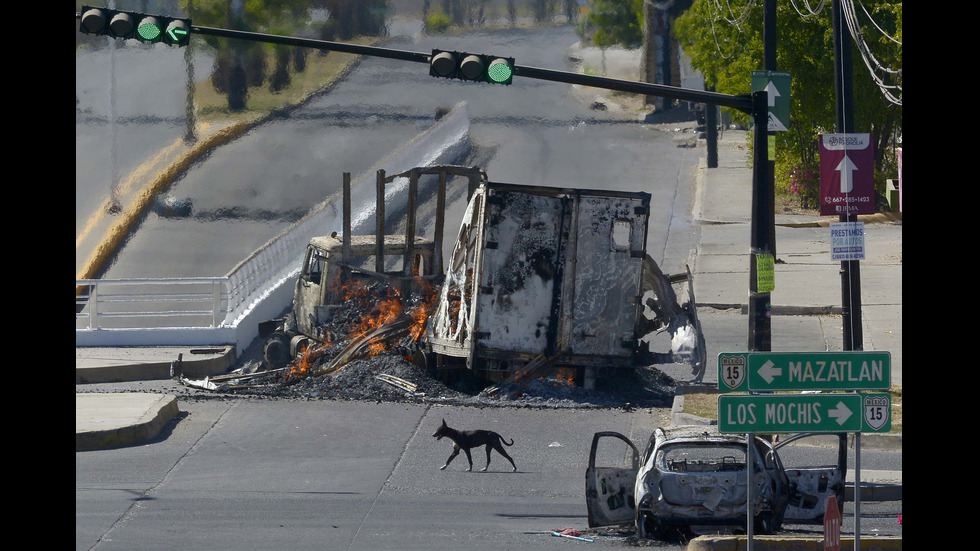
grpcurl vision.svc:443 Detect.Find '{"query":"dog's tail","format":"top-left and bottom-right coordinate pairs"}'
top-left (502, 437), bottom-right (514, 446)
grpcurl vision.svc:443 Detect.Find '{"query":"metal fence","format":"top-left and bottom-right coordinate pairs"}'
top-left (75, 278), bottom-right (229, 330)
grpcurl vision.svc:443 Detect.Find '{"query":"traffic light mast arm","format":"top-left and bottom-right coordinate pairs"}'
top-left (186, 25), bottom-right (757, 114)
top-left (513, 64), bottom-right (755, 114)
top-left (190, 25), bottom-right (430, 65)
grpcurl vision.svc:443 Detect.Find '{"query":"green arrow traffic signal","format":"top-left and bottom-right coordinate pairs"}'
top-left (165, 20), bottom-right (190, 45)
top-left (78, 6), bottom-right (191, 47)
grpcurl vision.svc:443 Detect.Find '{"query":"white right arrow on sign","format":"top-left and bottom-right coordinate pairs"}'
top-left (828, 401), bottom-right (853, 425)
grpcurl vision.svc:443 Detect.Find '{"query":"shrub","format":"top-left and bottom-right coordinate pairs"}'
top-left (786, 160), bottom-right (820, 210)
top-left (425, 12), bottom-right (451, 33)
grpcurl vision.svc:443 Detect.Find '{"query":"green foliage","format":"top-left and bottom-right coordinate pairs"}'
top-left (425, 11), bottom-right (451, 33)
top-left (179, 0), bottom-right (390, 111)
top-left (675, 1), bottom-right (902, 209)
top-left (588, 0), bottom-right (644, 48)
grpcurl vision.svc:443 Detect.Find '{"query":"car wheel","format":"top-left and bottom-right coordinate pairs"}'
top-left (637, 514), bottom-right (670, 540)
top-left (755, 511), bottom-right (775, 535)
top-left (635, 514), bottom-right (647, 539)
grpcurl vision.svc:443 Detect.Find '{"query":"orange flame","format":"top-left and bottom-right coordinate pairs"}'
top-left (288, 337), bottom-right (332, 378)
top-left (555, 367), bottom-right (577, 386)
top-left (286, 274), bottom-right (440, 378)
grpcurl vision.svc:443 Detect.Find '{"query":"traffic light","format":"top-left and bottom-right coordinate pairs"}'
top-left (78, 6), bottom-right (191, 47)
top-left (429, 49), bottom-right (514, 85)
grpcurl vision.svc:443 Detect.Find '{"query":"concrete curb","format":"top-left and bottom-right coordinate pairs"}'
top-left (76, 393), bottom-right (179, 451)
top-left (75, 346), bottom-right (237, 384)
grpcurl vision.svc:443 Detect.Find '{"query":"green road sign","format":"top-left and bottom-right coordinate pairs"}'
top-left (752, 70), bottom-right (791, 131)
top-left (718, 352), bottom-right (750, 391)
top-left (747, 351), bottom-right (891, 391)
top-left (718, 351), bottom-right (891, 392)
top-left (718, 393), bottom-right (891, 434)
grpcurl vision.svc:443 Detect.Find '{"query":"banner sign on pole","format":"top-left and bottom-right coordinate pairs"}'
top-left (819, 133), bottom-right (875, 216)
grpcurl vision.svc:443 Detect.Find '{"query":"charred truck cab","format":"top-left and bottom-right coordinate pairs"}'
top-left (259, 165), bottom-right (706, 384)
top-left (259, 233), bottom-right (438, 368)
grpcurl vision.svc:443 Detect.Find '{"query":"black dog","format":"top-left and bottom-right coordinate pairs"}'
top-left (432, 419), bottom-right (517, 472)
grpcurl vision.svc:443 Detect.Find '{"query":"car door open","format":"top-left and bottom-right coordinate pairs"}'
top-left (776, 433), bottom-right (848, 523)
top-left (586, 431), bottom-right (640, 527)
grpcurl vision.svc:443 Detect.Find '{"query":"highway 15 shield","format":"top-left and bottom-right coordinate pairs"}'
top-left (819, 133), bottom-right (875, 216)
top-left (718, 353), bottom-right (748, 391)
top-left (862, 393), bottom-right (891, 432)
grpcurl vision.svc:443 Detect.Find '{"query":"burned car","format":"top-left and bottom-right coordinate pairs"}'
top-left (585, 427), bottom-right (846, 538)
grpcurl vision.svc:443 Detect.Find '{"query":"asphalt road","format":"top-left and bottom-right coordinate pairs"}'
top-left (80, 24), bottom-right (700, 280)
top-left (76, 396), bottom-right (681, 550)
top-left (75, 386), bottom-right (901, 550)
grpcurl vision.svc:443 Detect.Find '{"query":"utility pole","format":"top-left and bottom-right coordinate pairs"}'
top-left (832, 0), bottom-right (863, 352)
top-left (764, 0), bottom-right (777, 261)
top-left (832, 1), bottom-right (865, 547)
top-left (747, 89), bottom-right (771, 353)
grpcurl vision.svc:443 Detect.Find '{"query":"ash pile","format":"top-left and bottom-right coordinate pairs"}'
top-left (182, 281), bottom-right (679, 409)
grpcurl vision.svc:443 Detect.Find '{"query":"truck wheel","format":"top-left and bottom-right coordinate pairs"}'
top-left (263, 332), bottom-right (291, 369)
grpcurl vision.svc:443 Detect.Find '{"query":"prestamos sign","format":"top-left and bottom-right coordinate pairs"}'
top-left (830, 221), bottom-right (865, 261)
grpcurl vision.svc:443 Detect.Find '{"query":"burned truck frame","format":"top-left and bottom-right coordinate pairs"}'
top-left (260, 165), bottom-right (706, 383)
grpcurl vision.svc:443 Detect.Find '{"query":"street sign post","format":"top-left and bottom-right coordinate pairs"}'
top-left (718, 393), bottom-right (891, 433)
top-left (718, 351), bottom-right (890, 392)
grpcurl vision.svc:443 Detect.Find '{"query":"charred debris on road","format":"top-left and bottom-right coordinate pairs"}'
top-left (179, 276), bottom-right (681, 409)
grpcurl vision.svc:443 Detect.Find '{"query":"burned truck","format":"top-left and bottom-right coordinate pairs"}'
top-left (259, 165), bottom-right (706, 384)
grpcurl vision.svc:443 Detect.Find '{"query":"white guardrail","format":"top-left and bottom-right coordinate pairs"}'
top-left (76, 104), bottom-right (471, 353)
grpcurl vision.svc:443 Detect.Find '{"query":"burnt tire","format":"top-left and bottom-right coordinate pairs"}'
top-left (263, 332), bottom-right (291, 369)
top-left (754, 511), bottom-right (775, 535)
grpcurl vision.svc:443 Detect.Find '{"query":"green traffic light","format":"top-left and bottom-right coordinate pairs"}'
top-left (165, 20), bottom-right (190, 45)
top-left (168, 26), bottom-right (188, 43)
top-left (137, 16), bottom-right (162, 41)
top-left (486, 59), bottom-right (513, 84)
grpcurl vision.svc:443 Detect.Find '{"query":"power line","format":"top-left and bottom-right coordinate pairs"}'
top-left (841, 0), bottom-right (902, 105)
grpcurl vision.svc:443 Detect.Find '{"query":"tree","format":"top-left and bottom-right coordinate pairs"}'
top-left (181, 0), bottom-right (390, 110)
top-left (588, 0), bottom-right (644, 48)
top-left (675, 1), bottom-right (902, 208)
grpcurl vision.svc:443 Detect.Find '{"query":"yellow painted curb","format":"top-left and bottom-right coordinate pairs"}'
top-left (688, 535), bottom-right (902, 550)
top-left (76, 120), bottom-right (253, 288)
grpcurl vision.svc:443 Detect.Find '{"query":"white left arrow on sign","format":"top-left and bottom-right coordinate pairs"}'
top-left (757, 360), bottom-right (782, 384)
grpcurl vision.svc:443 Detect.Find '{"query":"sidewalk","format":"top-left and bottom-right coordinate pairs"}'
top-left (690, 129), bottom-right (902, 387)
